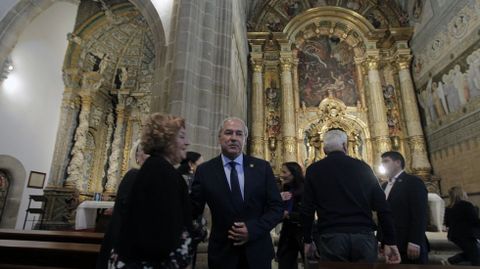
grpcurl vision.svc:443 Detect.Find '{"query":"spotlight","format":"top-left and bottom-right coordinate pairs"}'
top-left (1, 57), bottom-right (14, 82)
top-left (378, 164), bottom-right (386, 175)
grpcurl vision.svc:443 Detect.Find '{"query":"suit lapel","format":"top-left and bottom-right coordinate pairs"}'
top-left (388, 172), bottom-right (405, 201)
top-left (213, 156), bottom-right (236, 209)
top-left (242, 154), bottom-right (253, 203)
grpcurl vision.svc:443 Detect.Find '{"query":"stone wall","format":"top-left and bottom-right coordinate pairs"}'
top-left (411, 0), bottom-right (480, 200)
top-left (165, 0), bottom-right (249, 158)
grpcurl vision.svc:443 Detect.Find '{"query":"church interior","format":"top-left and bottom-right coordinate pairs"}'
top-left (1, 0), bottom-right (480, 267)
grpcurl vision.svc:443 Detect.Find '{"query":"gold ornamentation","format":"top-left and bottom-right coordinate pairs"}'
top-left (396, 55), bottom-right (412, 70)
top-left (250, 137), bottom-right (264, 158)
top-left (283, 136), bottom-right (296, 154)
top-left (280, 57), bottom-right (292, 72)
top-left (365, 56), bottom-right (379, 71)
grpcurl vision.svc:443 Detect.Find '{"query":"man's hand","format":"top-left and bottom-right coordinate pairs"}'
top-left (228, 222), bottom-right (248, 246)
top-left (383, 245), bottom-right (401, 264)
top-left (407, 242), bottom-right (420, 260)
top-left (304, 243), bottom-right (317, 260)
top-left (280, 192), bottom-right (292, 201)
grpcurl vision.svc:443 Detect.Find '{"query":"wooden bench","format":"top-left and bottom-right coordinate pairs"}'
top-left (0, 239), bottom-right (99, 268)
top-left (0, 229), bottom-right (103, 244)
top-left (308, 261), bottom-right (478, 269)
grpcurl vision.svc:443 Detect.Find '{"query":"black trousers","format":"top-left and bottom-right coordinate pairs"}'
top-left (277, 223), bottom-right (304, 269)
top-left (315, 232), bottom-right (377, 263)
top-left (449, 237), bottom-right (480, 266)
top-left (399, 246), bottom-right (428, 264)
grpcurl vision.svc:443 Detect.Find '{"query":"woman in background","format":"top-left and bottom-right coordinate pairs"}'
top-left (178, 151), bottom-right (206, 269)
top-left (444, 186), bottom-right (480, 265)
top-left (177, 151), bottom-right (203, 192)
top-left (113, 113), bottom-right (193, 269)
top-left (277, 162), bottom-right (305, 269)
top-left (96, 140), bottom-right (149, 269)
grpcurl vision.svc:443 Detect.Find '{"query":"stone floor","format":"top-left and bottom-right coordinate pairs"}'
top-left (193, 232), bottom-right (461, 269)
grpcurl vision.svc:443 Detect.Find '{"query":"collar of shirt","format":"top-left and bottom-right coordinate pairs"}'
top-left (389, 170), bottom-right (404, 183)
top-left (221, 154), bottom-right (243, 167)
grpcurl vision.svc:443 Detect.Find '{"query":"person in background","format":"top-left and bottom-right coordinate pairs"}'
top-left (113, 113), bottom-right (193, 269)
top-left (277, 162), bottom-right (305, 269)
top-left (302, 129), bottom-right (401, 264)
top-left (178, 151), bottom-right (206, 269)
top-left (178, 151), bottom-right (204, 191)
top-left (444, 186), bottom-right (480, 265)
top-left (380, 151), bottom-right (429, 264)
top-left (96, 140), bottom-right (149, 269)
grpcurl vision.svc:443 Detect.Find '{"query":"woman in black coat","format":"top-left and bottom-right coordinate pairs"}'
top-left (96, 140), bottom-right (149, 269)
top-left (276, 162), bottom-right (305, 269)
top-left (444, 186), bottom-right (480, 265)
top-left (111, 113), bottom-right (193, 269)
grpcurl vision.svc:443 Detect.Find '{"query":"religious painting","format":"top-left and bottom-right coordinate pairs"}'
top-left (297, 35), bottom-right (358, 107)
top-left (277, 0), bottom-right (306, 19)
top-left (417, 46), bottom-right (480, 126)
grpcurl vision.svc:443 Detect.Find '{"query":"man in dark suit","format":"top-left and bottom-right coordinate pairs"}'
top-left (381, 151), bottom-right (429, 264)
top-left (302, 129), bottom-right (401, 264)
top-left (191, 117), bottom-right (283, 269)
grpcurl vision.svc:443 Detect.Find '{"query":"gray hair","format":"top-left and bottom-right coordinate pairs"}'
top-left (323, 129), bottom-right (347, 154)
top-left (218, 117), bottom-right (249, 138)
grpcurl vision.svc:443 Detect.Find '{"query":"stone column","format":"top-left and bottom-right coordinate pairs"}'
top-left (250, 54), bottom-right (265, 159)
top-left (280, 54), bottom-right (297, 162)
top-left (292, 51), bottom-right (300, 111)
top-left (365, 55), bottom-right (391, 164)
top-left (64, 92), bottom-right (92, 190)
top-left (105, 94), bottom-right (127, 195)
top-left (396, 54), bottom-right (431, 176)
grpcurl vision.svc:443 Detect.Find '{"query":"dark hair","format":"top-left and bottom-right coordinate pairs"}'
top-left (177, 151), bottom-right (202, 175)
top-left (381, 151), bottom-right (405, 169)
top-left (282, 162), bottom-right (305, 188)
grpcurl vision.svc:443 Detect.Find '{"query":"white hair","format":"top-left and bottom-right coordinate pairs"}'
top-left (323, 129), bottom-right (347, 154)
top-left (218, 117), bottom-right (249, 138)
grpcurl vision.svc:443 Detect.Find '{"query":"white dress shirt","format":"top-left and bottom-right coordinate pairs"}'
top-left (384, 170), bottom-right (403, 199)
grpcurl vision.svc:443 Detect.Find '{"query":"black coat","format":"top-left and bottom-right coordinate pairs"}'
top-left (190, 155), bottom-right (283, 269)
top-left (96, 169), bottom-right (138, 268)
top-left (118, 154), bottom-right (192, 263)
top-left (381, 172), bottom-right (428, 252)
top-left (444, 200), bottom-right (480, 240)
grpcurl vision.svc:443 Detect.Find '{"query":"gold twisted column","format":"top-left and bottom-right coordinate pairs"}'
top-left (396, 54), bottom-right (431, 176)
top-left (65, 92), bottom-right (92, 190)
top-left (280, 56), bottom-right (297, 162)
top-left (105, 95), bottom-right (127, 194)
top-left (250, 57), bottom-right (265, 158)
top-left (365, 55), bottom-right (391, 164)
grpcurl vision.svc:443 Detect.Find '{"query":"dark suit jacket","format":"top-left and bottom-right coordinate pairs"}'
top-left (444, 200), bottom-right (480, 240)
top-left (382, 172), bottom-right (428, 253)
top-left (191, 155), bottom-right (283, 269)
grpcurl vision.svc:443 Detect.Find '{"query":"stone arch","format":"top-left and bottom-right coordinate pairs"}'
top-left (0, 155), bottom-right (26, 228)
top-left (284, 7), bottom-right (386, 57)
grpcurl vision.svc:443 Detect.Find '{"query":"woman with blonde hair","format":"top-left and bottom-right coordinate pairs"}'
top-left (112, 113), bottom-right (193, 269)
top-left (444, 186), bottom-right (480, 265)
